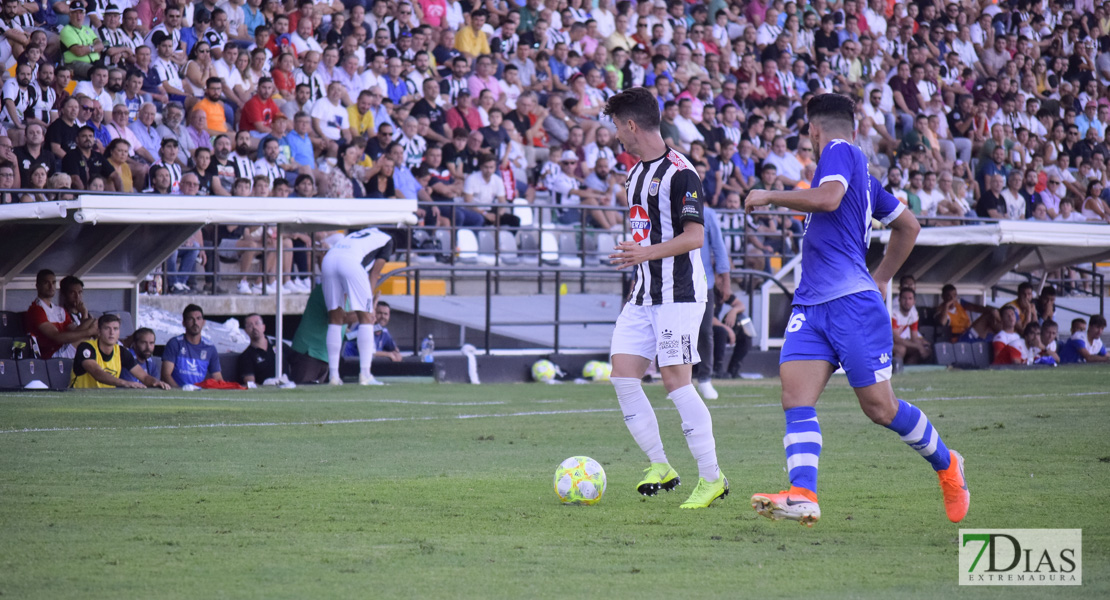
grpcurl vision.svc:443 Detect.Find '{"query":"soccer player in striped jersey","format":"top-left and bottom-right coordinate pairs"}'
top-left (603, 87), bottom-right (728, 510)
top-left (744, 94), bottom-right (969, 526)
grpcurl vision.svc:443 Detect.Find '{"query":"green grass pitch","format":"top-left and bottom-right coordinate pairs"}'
top-left (1, 368), bottom-right (1107, 599)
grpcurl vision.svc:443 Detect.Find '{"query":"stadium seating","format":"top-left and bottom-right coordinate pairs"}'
top-left (971, 341), bottom-right (991, 369)
top-left (44, 358), bottom-right (72, 391)
top-left (953, 343), bottom-right (976, 369)
top-left (17, 359), bottom-right (49, 388)
top-left (934, 342), bottom-right (955, 367)
top-left (0, 311), bottom-right (22, 336)
top-left (0, 359), bottom-right (17, 389)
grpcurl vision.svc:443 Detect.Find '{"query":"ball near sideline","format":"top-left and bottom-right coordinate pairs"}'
top-left (532, 359), bottom-right (557, 383)
top-left (554, 456), bottom-right (607, 505)
top-left (582, 360), bottom-right (612, 381)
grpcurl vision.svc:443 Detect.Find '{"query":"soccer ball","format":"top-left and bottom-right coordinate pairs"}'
top-left (532, 359), bottom-right (557, 383)
top-left (553, 456), bottom-right (607, 505)
top-left (582, 360), bottom-right (612, 381)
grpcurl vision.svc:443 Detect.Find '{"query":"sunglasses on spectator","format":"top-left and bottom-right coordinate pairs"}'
top-left (1049, 180), bottom-right (1061, 184)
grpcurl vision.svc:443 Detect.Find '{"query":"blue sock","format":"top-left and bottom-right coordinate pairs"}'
top-left (886, 400), bottom-right (951, 472)
top-left (784, 407), bottom-right (822, 494)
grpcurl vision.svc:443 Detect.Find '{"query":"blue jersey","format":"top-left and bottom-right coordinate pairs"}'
top-left (162, 334), bottom-right (220, 387)
top-left (793, 139), bottom-right (904, 306)
top-left (120, 347), bottom-right (156, 384)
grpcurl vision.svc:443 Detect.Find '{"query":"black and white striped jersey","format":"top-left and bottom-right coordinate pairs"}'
top-left (623, 147), bottom-right (708, 306)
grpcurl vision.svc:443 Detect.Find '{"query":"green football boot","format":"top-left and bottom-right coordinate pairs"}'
top-left (637, 463), bottom-right (681, 496)
top-left (679, 473), bottom-right (729, 509)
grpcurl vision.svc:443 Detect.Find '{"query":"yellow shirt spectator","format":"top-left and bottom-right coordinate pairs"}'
top-left (348, 105), bottom-right (375, 139)
top-left (454, 25), bottom-right (490, 58)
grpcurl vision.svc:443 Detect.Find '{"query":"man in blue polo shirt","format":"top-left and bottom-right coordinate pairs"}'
top-left (161, 304), bottom-right (224, 388)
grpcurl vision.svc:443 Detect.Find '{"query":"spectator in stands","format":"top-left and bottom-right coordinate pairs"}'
top-left (25, 269), bottom-right (98, 359)
top-left (62, 124), bottom-right (119, 190)
top-left (343, 301), bottom-right (403, 362)
top-left (55, 274), bottom-right (97, 359)
top-left (934, 283), bottom-right (1001, 343)
top-left (120, 327), bottom-right (159, 384)
top-left (161, 304), bottom-right (224, 388)
top-left (991, 305), bottom-right (1025, 365)
top-left (71, 314), bottom-right (170, 389)
top-left (1039, 319), bottom-right (1061, 365)
top-left (237, 313), bottom-right (289, 385)
top-left (1004, 282), bottom-right (1037, 332)
top-left (1059, 315), bottom-right (1109, 364)
top-left (892, 288), bottom-right (931, 365)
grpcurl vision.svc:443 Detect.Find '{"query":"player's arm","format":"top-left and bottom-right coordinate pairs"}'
top-left (871, 206), bottom-right (920, 296)
top-left (611, 219), bottom-right (703, 270)
top-left (129, 364), bottom-right (170, 389)
top-left (611, 169), bottom-right (706, 269)
top-left (161, 343), bottom-right (179, 388)
top-left (745, 178), bottom-right (846, 214)
top-left (76, 343), bottom-right (146, 389)
top-left (36, 320), bottom-right (94, 346)
top-left (1078, 343), bottom-right (1110, 363)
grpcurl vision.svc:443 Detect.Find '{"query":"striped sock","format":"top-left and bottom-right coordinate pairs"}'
top-left (784, 407), bottom-right (822, 494)
top-left (886, 400), bottom-right (952, 472)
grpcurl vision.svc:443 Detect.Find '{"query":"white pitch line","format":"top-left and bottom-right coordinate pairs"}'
top-left (1, 390), bottom-right (1104, 436)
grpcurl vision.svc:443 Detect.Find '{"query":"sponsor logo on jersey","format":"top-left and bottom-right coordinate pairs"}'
top-left (681, 190), bottom-right (699, 216)
top-left (629, 204), bottom-right (651, 243)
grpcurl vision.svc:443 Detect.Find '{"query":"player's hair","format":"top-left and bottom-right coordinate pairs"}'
top-left (1041, 319), bottom-right (1057, 331)
top-left (1000, 305), bottom-right (1017, 318)
top-left (941, 283), bottom-right (956, 295)
top-left (1023, 322), bottom-right (1040, 336)
top-left (245, 313), bottom-right (263, 322)
top-left (98, 313), bottom-right (121, 328)
top-left (806, 93), bottom-right (856, 132)
top-left (1017, 282), bottom-right (1034, 295)
top-left (36, 269), bottom-right (54, 285)
top-left (898, 287), bottom-right (914, 297)
top-left (183, 304), bottom-right (204, 319)
top-left (133, 327), bottom-right (155, 342)
top-left (1071, 318), bottom-right (1086, 330)
top-left (603, 86), bottom-right (660, 131)
top-left (377, 301), bottom-right (390, 309)
top-left (1092, 315), bottom-right (1108, 329)
top-left (59, 275), bottom-right (84, 294)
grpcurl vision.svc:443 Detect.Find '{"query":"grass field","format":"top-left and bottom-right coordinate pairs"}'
top-left (1, 368), bottom-right (1107, 599)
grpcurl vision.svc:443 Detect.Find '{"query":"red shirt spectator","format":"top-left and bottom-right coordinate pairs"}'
top-left (239, 79), bottom-right (283, 134)
top-left (23, 270), bottom-right (96, 359)
top-left (446, 94), bottom-right (483, 133)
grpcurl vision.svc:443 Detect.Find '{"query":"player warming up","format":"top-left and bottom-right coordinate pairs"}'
top-left (744, 94), bottom-right (969, 526)
top-left (603, 87), bottom-right (727, 509)
top-left (321, 227), bottom-right (394, 386)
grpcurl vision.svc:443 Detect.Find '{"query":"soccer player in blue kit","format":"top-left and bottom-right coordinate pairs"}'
top-left (743, 94), bottom-right (969, 526)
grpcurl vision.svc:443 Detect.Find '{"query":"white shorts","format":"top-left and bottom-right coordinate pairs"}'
top-left (610, 302), bottom-right (704, 367)
top-left (321, 250), bottom-right (373, 313)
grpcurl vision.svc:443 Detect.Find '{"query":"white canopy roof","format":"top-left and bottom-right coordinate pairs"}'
top-left (0, 196), bottom-right (419, 227)
top-left (870, 221), bottom-right (1110, 290)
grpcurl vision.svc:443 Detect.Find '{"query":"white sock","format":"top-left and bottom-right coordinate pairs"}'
top-left (357, 325), bottom-right (374, 379)
top-left (669, 384), bottom-right (720, 481)
top-left (612, 377), bottom-right (667, 464)
top-left (326, 324), bottom-right (342, 379)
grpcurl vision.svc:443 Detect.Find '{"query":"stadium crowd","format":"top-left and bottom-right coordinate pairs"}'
top-left (0, 0), bottom-right (1109, 295)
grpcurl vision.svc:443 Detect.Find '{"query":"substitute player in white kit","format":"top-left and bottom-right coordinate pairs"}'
top-left (603, 87), bottom-right (728, 509)
top-left (322, 227), bottom-right (394, 386)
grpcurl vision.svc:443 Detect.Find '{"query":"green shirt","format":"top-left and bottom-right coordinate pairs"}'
top-left (60, 25), bottom-right (101, 64)
top-left (291, 284), bottom-right (346, 363)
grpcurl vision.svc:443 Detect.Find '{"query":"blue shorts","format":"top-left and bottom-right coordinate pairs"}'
top-left (780, 291), bottom-right (894, 388)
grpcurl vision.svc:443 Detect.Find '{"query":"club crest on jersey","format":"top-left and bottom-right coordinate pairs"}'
top-left (629, 204), bottom-right (651, 243)
top-left (648, 178), bottom-right (660, 195)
